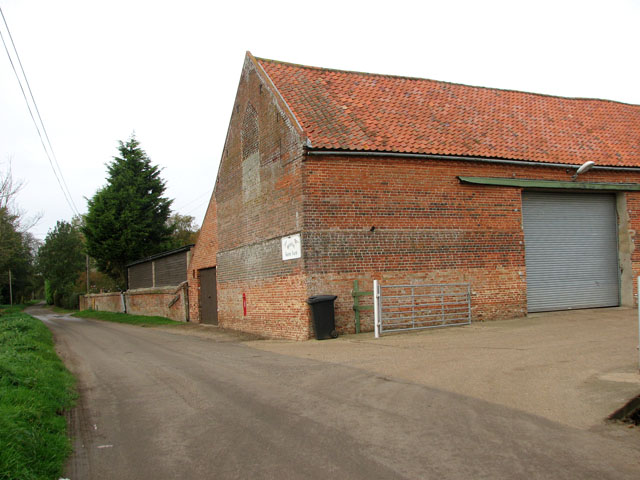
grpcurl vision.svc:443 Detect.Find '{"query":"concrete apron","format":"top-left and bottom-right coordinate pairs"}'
top-left (246, 307), bottom-right (640, 430)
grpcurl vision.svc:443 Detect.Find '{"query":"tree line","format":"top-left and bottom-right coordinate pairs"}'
top-left (1, 135), bottom-right (199, 308)
top-left (0, 162), bottom-right (40, 303)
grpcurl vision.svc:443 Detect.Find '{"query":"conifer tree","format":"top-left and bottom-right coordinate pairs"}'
top-left (83, 135), bottom-right (173, 288)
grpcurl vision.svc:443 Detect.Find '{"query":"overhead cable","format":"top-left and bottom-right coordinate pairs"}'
top-left (0, 7), bottom-right (79, 216)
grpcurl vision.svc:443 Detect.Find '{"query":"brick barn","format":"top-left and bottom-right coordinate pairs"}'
top-left (187, 52), bottom-right (640, 340)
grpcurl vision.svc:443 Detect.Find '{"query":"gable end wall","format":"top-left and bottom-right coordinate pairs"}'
top-left (214, 55), bottom-right (309, 339)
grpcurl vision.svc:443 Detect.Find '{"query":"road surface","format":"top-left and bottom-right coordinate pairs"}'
top-left (29, 306), bottom-right (640, 479)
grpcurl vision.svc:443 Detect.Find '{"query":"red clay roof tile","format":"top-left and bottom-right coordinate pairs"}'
top-left (256, 57), bottom-right (640, 167)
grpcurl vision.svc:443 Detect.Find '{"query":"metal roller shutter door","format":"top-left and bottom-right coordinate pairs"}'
top-left (522, 192), bottom-right (619, 312)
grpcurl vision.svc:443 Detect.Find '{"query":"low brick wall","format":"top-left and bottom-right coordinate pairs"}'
top-left (81, 283), bottom-right (189, 322)
top-left (125, 284), bottom-right (188, 322)
top-left (81, 292), bottom-right (124, 313)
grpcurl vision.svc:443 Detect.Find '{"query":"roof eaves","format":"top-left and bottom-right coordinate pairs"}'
top-left (305, 148), bottom-right (640, 171)
top-left (126, 244), bottom-right (195, 268)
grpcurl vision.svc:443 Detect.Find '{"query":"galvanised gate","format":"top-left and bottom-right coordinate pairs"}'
top-left (374, 281), bottom-right (471, 338)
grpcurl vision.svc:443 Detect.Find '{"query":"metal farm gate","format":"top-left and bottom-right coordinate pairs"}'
top-left (373, 281), bottom-right (471, 337)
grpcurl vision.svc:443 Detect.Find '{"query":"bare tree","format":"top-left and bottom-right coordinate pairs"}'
top-left (0, 159), bottom-right (42, 303)
top-left (0, 158), bottom-right (42, 231)
top-left (0, 158), bottom-right (23, 210)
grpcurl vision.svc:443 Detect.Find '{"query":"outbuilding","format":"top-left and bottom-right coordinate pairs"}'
top-left (82, 245), bottom-right (194, 321)
top-left (187, 52), bottom-right (640, 339)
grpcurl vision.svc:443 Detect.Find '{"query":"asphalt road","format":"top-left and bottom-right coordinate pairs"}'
top-left (29, 306), bottom-right (640, 480)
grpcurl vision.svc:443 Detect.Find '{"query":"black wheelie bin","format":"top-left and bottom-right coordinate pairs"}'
top-left (307, 295), bottom-right (338, 340)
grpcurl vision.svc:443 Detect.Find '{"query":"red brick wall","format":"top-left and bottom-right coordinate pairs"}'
top-left (125, 287), bottom-right (187, 322)
top-left (302, 155), bottom-right (640, 333)
top-left (187, 196), bottom-right (217, 322)
top-left (83, 292), bottom-right (123, 312)
top-left (218, 273), bottom-right (309, 340)
top-left (82, 287), bottom-right (188, 322)
top-left (624, 191), bottom-right (640, 299)
top-left (213, 54), bottom-right (309, 338)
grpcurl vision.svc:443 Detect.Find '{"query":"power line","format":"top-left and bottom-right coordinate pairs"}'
top-left (0, 7), bottom-right (80, 217)
top-left (184, 198), bottom-right (210, 216)
top-left (175, 189), bottom-right (212, 211)
top-left (1, 7), bottom-right (79, 215)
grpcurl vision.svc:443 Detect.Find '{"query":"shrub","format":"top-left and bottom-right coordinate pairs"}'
top-left (44, 280), bottom-right (53, 305)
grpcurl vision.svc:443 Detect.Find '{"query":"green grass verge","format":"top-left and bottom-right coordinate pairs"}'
top-left (50, 306), bottom-right (76, 315)
top-left (0, 305), bottom-right (24, 316)
top-left (0, 308), bottom-right (76, 480)
top-left (72, 309), bottom-right (180, 325)
top-left (0, 302), bottom-right (41, 315)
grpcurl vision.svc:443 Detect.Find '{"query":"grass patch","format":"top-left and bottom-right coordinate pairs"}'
top-left (0, 305), bottom-right (24, 316)
top-left (0, 310), bottom-right (76, 480)
top-left (72, 309), bottom-right (180, 325)
top-left (50, 306), bottom-right (76, 315)
top-left (0, 302), bottom-right (39, 316)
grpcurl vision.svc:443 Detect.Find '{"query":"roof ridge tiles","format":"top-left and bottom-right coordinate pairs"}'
top-left (254, 56), bottom-right (639, 107)
top-left (253, 53), bottom-right (640, 167)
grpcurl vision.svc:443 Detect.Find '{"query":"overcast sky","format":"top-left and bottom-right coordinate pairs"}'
top-left (1, 0), bottom-right (639, 241)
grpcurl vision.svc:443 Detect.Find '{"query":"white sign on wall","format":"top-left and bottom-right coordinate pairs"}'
top-left (281, 234), bottom-right (301, 260)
